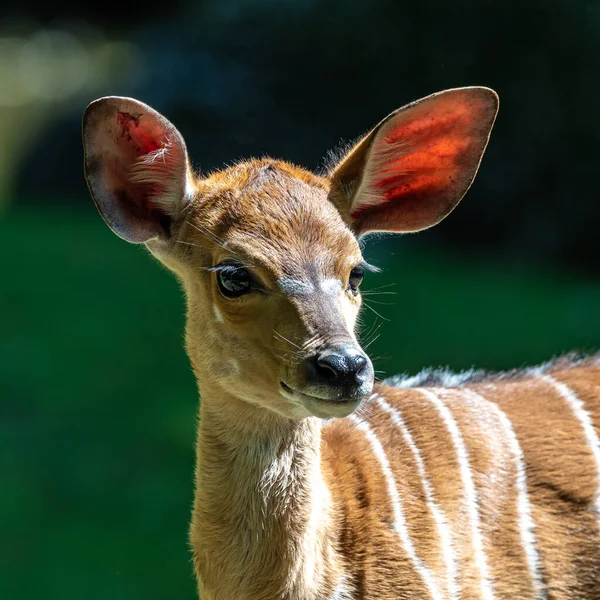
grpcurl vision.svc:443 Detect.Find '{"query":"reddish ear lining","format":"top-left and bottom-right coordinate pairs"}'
top-left (83, 96), bottom-right (190, 243)
top-left (114, 111), bottom-right (170, 216)
top-left (351, 183), bottom-right (459, 233)
top-left (351, 137), bottom-right (473, 218)
top-left (383, 103), bottom-right (470, 146)
top-left (342, 87), bottom-right (498, 235)
top-left (117, 112), bottom-right (162, 155)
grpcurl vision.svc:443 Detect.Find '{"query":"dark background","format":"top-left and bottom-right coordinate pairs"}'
top-left (1, 1), bottom-right (599, 598)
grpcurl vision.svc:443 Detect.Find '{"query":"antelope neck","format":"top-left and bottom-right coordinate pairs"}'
top-left (192, 388), bottom-right (335, 598)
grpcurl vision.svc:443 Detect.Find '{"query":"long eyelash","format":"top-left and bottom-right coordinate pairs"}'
top-left (208, 261), bottom-right (254, 273)
top-left (359, 260), bottom-right (381, 273)
top-left (211, 261), bottom-right (265, 294)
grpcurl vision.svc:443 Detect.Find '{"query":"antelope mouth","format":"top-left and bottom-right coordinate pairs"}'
top-left (280, 381), bottom-right (356, 403)
top-left (279, 381), bottom-right (364, 418)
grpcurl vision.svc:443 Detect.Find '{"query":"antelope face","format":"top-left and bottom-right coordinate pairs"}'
top-left (82, 88), bottom-right (498, 419)
top-left (167, 161), bottom-right (375, 420)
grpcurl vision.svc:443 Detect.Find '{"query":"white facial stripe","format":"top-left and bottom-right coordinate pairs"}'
top-left (349, 414), bottom-right (443, 600)
top-left (419, 389), bottom-right (495, 600)
top-left (213, 304), bottom-right (224, 323)
top-left (541, 374), bottom-right (600, 531)
top-left (461, 388), bottom-right (545, 599)
top-left (278, 277), bottom-right (315, 295)
top-left (320, 278), bottom-right (343, 295)
top-left (278, 277), bottom-right (344, 296)
top-left (375, 394), bottom-right (458, 600)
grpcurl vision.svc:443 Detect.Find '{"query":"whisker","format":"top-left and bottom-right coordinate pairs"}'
top-left (273, 347), bottom-right (304, 361)
top-left (362, 283), bottom-right (397, 292)
top-left (274, 353), bottom-right (303, 365)
top-left (355, 398), bottom-right (377, 424)
top-left (273, 330), bottom-right (302, 350)
top-left (364, 334), bottom-right (381, 350)
top-left (361, 291), bottom-right (397, 297)
top-left (173, 240), bottom-right (216, 270)
top-left (362, 301), bottom-right (390, 322)
top-left (185, 220), bottom-right (244, 259)
top-left (370, 354), bottom-right (391, 363)
top-left (361, 323), bottom-right (382, 348)
top-left (186, 220), bottom-right (227, 244)
top-left (359, 320), bottom-right (379, 343)
top-left (175, 239), bottom-right (202, 248)
top-left (362, 299), bottom-right (394, 306)
top-left (302, 332), bottom-right (322, 351)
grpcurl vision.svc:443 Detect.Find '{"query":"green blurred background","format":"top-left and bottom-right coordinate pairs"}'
top-left (1, 1), bottom-right (599, 598)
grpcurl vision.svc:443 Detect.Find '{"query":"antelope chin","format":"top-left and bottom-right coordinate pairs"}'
top-left (279, 382), bottom-right (364, 419)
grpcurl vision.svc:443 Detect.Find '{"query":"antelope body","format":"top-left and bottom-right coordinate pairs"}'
top-left (82, 87), bottom-right (600, 599)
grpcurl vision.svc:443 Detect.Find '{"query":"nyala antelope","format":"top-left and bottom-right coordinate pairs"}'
top-left (83, 87), bottom-right (600, 599)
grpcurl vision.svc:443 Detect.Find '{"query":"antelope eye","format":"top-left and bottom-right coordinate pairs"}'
top-left (348, 266), bottom-right (364, 293)
top-left (217, 266), bottom-right (254, 298)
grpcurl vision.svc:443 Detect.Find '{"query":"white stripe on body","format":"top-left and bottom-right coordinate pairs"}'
top-left (374, 394), bottom-right (459, 600)
top-left (419, 388), bottom-right (495, 600)
top-left (540, 374), bottom-right (600, 530)
top-left (461, 387), bottom-right (546, 599)
top-left (328, 575), bottom-right (354, 600)
top-left (348, 414), bottom-right (443, 600)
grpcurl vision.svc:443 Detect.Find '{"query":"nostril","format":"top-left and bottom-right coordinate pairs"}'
top-left (353, 354), bottom-right (368, 377)
top-left (315, 354), bottom-right (343, 382)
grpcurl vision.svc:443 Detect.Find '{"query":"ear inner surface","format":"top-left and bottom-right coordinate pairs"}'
top-left (330, 87), bottom-right (499, 236)
top-left (83, 96), bottom-right (191, 243)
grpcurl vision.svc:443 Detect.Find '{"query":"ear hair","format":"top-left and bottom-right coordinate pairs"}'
top-left (129, 139), bottom-right (191, 215)
top-left (320, 137), bottom-right (361, 178)
top-left (83, 96), bottom-right (193, 244)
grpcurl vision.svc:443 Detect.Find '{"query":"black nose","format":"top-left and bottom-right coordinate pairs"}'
top-left (308, 345), bottom-right (369, 388)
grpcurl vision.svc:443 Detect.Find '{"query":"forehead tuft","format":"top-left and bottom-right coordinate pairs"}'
top-left (187, 159), bottom-right (360, 274)
top-left (202, 158), bottom-right (328, 193)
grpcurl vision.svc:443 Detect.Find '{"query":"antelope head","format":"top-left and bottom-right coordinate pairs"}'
top-left (82, 87), bottom-right (498, 421)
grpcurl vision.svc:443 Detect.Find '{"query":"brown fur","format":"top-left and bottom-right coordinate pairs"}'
top-left (336, 357), bottom-right (600, 599)
top-left (165, 168), bottom-right (600, 598)
top-left (82, 90), bottom-right (600, 599)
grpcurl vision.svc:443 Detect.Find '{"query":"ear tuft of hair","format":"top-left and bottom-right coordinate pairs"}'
top-left (83, 96), bottom-right (193, 244)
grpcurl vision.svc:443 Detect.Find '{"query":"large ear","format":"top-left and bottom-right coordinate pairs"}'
top-left (82, 96), bottom-right (193, 243)
top-left (329, 87), bottom-right (499, 236)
